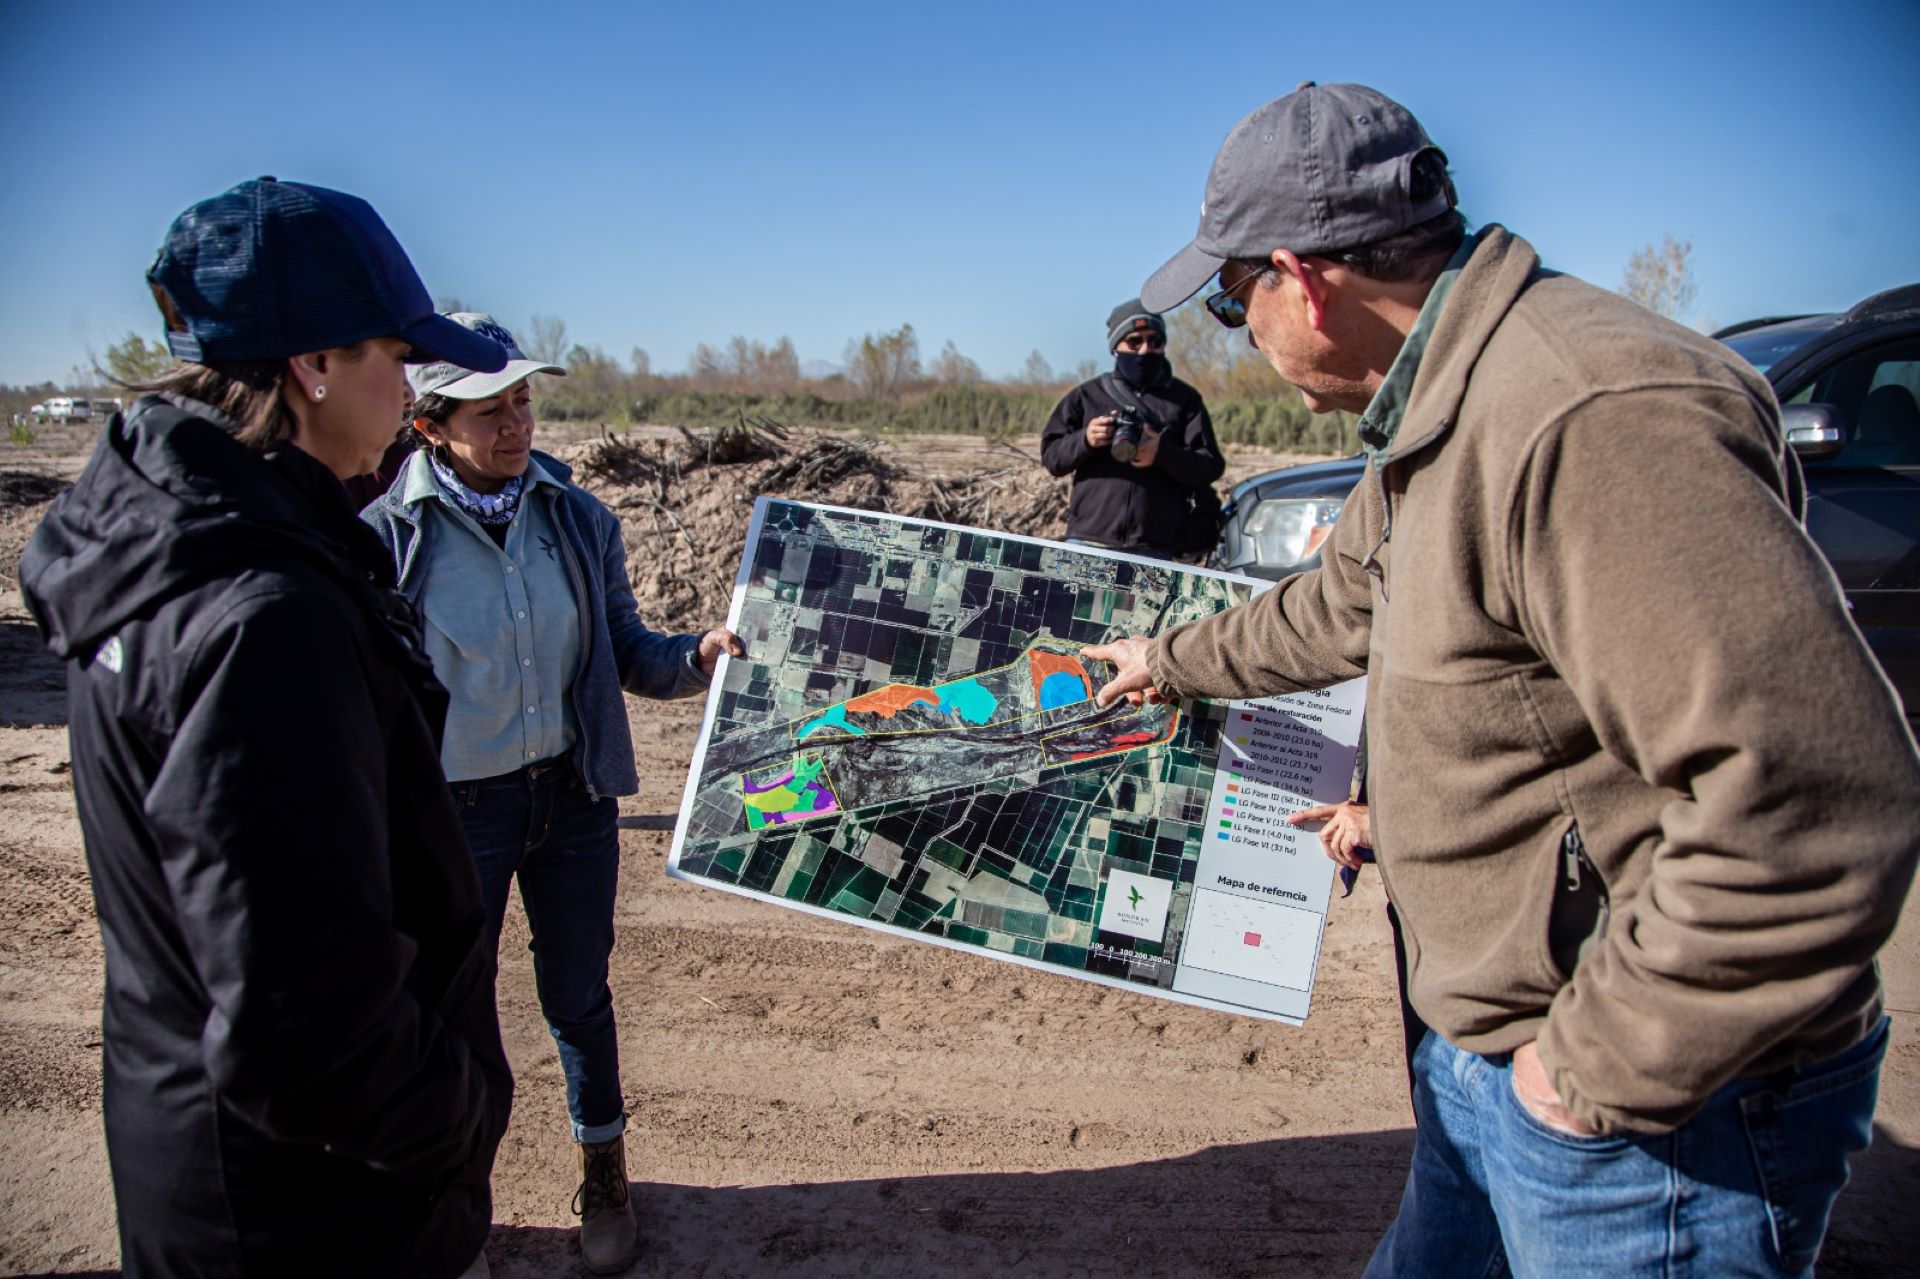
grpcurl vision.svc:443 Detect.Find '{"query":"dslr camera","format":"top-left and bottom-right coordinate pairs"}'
top-left (1108, 406), bottom-right (1143, 463)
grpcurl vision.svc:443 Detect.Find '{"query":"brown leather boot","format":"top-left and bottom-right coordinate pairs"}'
top-left (573, 1134), bottom-right (637, 1274)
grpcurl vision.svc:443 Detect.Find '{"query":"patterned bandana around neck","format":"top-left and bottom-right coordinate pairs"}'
top-left (428, 450), bottom-right (526, 526)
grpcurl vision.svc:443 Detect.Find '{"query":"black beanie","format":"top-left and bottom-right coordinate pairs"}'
top-left (1105, 298), bottom-right (1167, 351)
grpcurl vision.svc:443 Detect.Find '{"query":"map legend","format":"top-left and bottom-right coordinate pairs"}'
top-left (1173, 678), bottom-right (1367, 1021)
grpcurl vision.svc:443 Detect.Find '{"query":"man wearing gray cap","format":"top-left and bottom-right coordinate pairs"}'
top-left (1040, 298), bottom-right (1224, 560)
top-left (1085, 82), bottom-right (1919, 1276)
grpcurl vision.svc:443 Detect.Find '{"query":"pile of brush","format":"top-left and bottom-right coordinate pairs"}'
top-left (555, 422), bottom-right (1068, 634)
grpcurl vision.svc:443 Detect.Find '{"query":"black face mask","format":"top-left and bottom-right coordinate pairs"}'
top-left (1115, 352), bottom-right (1169, 387)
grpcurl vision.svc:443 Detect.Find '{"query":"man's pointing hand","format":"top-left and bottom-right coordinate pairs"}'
top-left (1082, 636), bottom-right (1167, 708)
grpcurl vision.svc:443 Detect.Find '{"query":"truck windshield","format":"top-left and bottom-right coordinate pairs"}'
top-left (1720, 317), bottom-right (1838, 373)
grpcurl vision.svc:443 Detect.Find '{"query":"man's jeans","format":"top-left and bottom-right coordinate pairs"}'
top-left (1367, 1018), bottom-right (1888, 1278)
top-left (455, 761), bottom-right (625, 1144)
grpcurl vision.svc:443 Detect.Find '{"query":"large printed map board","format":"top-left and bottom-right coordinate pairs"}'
top-left (667, 499), bottom-right (1365, 1024)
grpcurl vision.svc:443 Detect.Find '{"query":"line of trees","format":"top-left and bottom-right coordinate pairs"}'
top-left (9, 310), bottom-right (1364, 454)
top-left (8, 234), bottom-right (1714, 455)
top-left (526, 313), bottom-right (1352, 451)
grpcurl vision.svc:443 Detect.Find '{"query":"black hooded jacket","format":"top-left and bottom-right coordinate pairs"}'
top-left (1040, 370), bottom-right (1224, 552)
top-left (19, 396), bottom-right (512, 1278)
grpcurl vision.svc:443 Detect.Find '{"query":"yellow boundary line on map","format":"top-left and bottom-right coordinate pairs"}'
top-left (744, 702), bottom-right (1178, 831)
top-left (1035, 707), bottom-right (1181, 762)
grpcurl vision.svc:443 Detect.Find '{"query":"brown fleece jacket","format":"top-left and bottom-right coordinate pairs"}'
top-left (1147, 226), bottom-right (1920, 1135)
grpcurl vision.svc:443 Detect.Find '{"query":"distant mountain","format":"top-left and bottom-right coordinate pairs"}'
top-left (800, 359), bottom-right (844, 380)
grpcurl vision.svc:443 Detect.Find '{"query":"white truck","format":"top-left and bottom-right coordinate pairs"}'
top-left (43, 397), bottom-right (94, 422)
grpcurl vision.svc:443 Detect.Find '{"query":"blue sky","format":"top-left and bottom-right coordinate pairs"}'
top-left (1, 0), bottom-right (1915, 388)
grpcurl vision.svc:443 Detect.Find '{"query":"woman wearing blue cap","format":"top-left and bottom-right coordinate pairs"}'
top-left (20, 178), bottom-right (514, 1279)
top-left (362, 312), bottom-right (743, 1275)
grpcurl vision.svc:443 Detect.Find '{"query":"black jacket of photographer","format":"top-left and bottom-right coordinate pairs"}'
top-left (18, 395), bottom-right (513, 1278)
top-left (1040, 369), bottom-right (1224, 553)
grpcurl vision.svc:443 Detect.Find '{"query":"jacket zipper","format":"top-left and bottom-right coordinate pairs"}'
top-left (1360, 462), bottom-right (1393, 603)
top-left (1357, 412), bottom-right (1459, 603)
top-left (1561, 824), bottom-right (1606, 908)
top-left (1549, 821), bottom-right (1610, 977)
top-left (549, 492), bottom-right (599, 800)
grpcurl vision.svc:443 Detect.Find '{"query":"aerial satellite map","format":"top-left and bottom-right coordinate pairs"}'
top-left (669, 499), bottom-right (1364, 1023)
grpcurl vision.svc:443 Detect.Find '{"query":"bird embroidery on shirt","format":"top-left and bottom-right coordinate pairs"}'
top-left (538, 535), bottom-right (558, 561)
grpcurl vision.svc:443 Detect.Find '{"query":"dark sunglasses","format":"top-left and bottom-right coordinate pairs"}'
top-left (1205, 266), bottom-right (1272, 328)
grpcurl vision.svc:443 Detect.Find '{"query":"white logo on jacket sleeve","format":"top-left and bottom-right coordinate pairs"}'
top-left (96, 635), bottom-right (124, 674)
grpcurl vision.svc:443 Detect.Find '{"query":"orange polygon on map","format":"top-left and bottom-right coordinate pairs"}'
top-left (844, 685), bottom-right (940, 717)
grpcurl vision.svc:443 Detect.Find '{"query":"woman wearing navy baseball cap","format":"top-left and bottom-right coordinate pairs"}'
top-left (20, 178), bottom-right (513, 1279)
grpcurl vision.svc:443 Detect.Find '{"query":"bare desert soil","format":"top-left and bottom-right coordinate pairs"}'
top-left (1, 426), bottom-right (1916, 1277)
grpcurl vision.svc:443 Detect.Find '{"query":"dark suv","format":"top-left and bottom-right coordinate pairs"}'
top-left (1212, 283), bottom-right (1920, 733)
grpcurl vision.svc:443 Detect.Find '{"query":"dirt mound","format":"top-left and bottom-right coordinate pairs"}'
top-left (0, 472), bottom-right (69, 516)
top-left (0, 472), bottom-right (70, 589)
top-left (561, 425), bottom-right (1070, 635)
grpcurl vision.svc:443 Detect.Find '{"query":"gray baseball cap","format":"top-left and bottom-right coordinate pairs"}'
top-left (406, 312), bottom-right (565, 400)
top-left (1141, 82), bottom-right (1452, 312)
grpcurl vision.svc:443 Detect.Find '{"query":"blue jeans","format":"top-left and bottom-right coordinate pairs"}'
top-left (1366, 1017), bottom-right (1888, 1278)
top-left (455, 761), bottom-right (626, 1144)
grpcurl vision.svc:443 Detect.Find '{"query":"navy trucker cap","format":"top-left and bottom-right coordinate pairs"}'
top-left (147, 177), bottom-right (508, 374)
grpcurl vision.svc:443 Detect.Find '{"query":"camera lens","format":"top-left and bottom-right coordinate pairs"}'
top-left (1110, 409), bottom-right (1141, 462)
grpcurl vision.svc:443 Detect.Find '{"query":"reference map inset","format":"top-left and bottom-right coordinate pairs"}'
top-left (667, 499), bottom-right (1365, 1024)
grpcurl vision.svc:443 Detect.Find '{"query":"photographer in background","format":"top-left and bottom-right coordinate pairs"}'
top-left (1040, 299), bottom-right (1224, 561)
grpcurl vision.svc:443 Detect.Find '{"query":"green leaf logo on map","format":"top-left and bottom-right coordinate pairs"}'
top-left (1100, 869), bottom-right (1172, 943)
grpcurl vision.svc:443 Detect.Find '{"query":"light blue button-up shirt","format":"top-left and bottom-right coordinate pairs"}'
top-left (402, 452), bottom-right (583, 782)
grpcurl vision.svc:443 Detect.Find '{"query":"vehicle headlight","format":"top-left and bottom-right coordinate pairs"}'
top-left (1241, 498), bottom-right (1344, 569)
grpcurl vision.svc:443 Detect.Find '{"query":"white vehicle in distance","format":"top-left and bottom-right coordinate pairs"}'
top-left (44, 397), bottom-right (94, 422)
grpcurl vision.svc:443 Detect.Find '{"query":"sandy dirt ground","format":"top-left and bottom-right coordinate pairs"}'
top-left (1, 429), bottom-right (1916, 1277)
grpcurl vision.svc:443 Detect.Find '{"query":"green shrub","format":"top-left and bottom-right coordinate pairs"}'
top-left (610, 384), bottom-right (1357, 455)
top-left (1209, 399), bottom-right (1361, 452)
